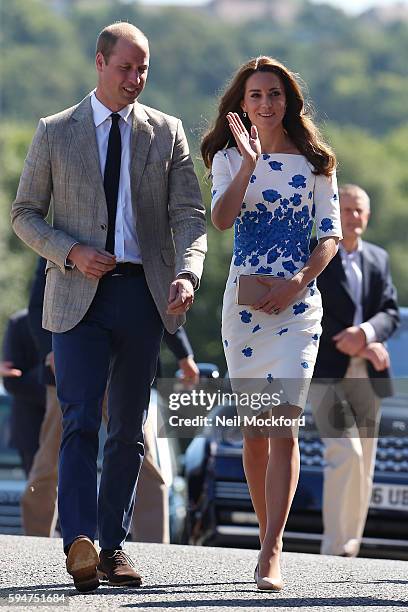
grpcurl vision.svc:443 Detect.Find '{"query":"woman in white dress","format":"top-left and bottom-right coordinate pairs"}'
top-left (201, 56), bottom-right (342, 590)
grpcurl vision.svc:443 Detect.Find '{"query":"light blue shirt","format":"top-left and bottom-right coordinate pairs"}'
top-left (339, 240), bottom-right (376, 343)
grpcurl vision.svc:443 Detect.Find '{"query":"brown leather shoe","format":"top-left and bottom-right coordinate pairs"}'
top-left (97, 549), bottom-right (142, 587)
top-left (66, 536), bottom-right (100, 592)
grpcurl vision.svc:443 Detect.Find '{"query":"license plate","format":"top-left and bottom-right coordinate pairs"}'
top-left (370, 483), bottom-right (408, 511)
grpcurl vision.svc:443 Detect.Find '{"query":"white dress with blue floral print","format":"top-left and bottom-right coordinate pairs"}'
top-left (211, 148), bottom-right (342, 409)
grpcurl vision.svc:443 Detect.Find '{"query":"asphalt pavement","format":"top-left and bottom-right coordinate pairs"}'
top-left (0, 535), bottom-right (407, 611)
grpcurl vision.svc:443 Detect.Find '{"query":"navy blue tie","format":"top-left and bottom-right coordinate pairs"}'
top-left (104, 113), bottom-right (121, 254)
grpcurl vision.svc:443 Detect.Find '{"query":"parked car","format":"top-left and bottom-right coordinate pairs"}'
top-left (0, 385), bottom-right (22, 535)
top-left (184, 308), bottom-right (408, 559)
top-left (0, 386), bottom-right (186, 542)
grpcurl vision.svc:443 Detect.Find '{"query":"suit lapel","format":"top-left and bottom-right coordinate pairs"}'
top-left (331, 250), bottom-right (356, 308)
top-left (70, 95), bottom-right (105, 202)
top-left (130, 102), bottom-right (153, 199)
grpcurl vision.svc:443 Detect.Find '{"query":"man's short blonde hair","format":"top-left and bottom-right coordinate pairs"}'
top-left (96, 22), bottom-right (148, 63)
top-left (339, 184), bottom-right (370, 210)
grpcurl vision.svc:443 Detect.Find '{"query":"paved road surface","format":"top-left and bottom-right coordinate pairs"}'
top-left (0, 535), bottom-right (407, 611)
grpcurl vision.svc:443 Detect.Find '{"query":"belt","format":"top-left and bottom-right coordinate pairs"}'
top-left (106, 263), bottom-right (144, 277)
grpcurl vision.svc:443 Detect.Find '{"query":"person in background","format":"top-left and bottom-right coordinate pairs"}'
top-left (157, 329), bottom-right (199, 384)
top-left (21, 257), bottom-right (61, 537)
top-left (2, 309), bottom-right (45, 476)
top-left (0, 362), bottom-right (22, 378)
top-left (132, 326), bottom-right (199, 544)
top-left (310, 183), bottom-right (400, 557)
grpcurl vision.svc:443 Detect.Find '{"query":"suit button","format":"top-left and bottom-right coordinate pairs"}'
top-left (101, 224), bottom-right (107, 230)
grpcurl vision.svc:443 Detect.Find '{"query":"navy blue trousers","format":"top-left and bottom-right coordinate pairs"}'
top-left (52, 273), bottom-right (163, 550)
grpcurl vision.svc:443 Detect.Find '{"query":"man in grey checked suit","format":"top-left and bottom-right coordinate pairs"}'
top-left (12, 22), bottom-right (206, 591)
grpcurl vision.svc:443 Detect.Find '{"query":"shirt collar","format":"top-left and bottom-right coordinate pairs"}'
top-left (91, 91), bottom-right (133, 127)
top-left (339, 239), bottom-right (363, 260)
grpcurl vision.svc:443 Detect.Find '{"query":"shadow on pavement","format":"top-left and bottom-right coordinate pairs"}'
top-left (121, 597), bottom-right (408, 608)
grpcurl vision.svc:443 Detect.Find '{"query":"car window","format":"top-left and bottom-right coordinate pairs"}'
top-left (387, 311), bottom-right (408, 378)
top-left (0, 393), bottom-right (21, 468)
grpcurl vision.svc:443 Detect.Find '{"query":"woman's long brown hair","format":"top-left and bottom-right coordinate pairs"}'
top-left (201, 56), bottom-right (336, 176)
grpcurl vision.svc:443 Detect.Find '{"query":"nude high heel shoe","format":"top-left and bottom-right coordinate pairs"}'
top-left (254, 551), bottom-right (261, 583)
top-left (256, 549), bottom-right (284, 591)
top-left (256, 575), bottom-right (284, 591)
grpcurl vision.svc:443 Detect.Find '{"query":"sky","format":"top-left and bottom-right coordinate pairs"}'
top-left (139, 0), bottom-right (408, 14)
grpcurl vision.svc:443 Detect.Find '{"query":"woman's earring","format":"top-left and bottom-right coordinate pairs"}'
top-left (243, 112), bottom-right (247, 118)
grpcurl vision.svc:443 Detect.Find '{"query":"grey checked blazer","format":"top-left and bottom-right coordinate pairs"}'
top-left (11, 94), bottom-right (207, 334)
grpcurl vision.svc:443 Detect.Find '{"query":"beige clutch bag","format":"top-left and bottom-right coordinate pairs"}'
top-left (236, 274), bottom-right (274, 306)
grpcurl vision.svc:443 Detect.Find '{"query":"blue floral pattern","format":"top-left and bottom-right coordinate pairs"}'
top-left (290, 193), bottom-right (302, 206)
top-left (262, 189), bottom-right (281, 203)
top-left (307, 280), bottom-right (316, 296)
top-left (234, 199), bottom-right (313, 269)
top-left (269, 161), bottom-right (283, 171)
top-left (211, 149), bottom-right (341, 392)
top-left (239, 310), bottom-right (252, 323)
top-left (289, 174), bottom-right (307, 189)
top-left (319, 218), bottom-right (334, 232)
top-left (293, 302), bottom-right (309, 315)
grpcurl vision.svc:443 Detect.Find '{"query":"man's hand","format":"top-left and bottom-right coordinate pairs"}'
top-left (0, 361), bottom-right (22, 378)
top-left (167, 278), bottom-right (194, 315)
top-left (333, 326), bottom-right (367, 356)
top-left (358, 342), bottom-right (390, 372)
top-left (179, 356), bottom-right (200, 384)
top-left (67, 244), bottom-right (116, 280)
top-left (46, 351), bottom-right (55, 375)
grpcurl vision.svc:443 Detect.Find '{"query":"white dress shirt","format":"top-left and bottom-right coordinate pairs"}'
top-left (91, 92), bottom-right (142, 264)
top-left (339, 240), bottom-right (376, 344)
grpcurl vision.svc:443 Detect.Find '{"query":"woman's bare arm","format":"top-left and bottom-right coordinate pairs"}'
top-left (212, 113), bottom-right (260, 231)
top-left (211, 160), bottom-right (254, 230)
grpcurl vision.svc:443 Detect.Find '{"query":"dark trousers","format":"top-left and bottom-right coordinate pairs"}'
top-left (52, 273), bottom-right (163, 550)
